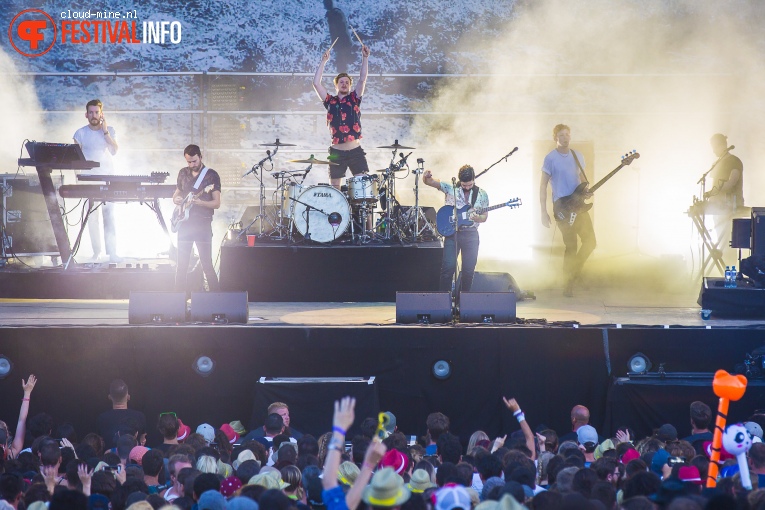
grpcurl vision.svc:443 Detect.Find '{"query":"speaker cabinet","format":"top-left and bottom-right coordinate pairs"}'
top-left (190, 291), bottom-right (249, 324)
top-left (731, 218), bottom-right (751, 249)
top-left (128, 292), bottom-right (187, 324)
top-left (459, 292), bottom-right (516, 323)
top-left (395, 292), bottom-right (452, 324)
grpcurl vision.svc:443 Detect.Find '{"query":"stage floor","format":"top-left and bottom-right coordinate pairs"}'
top-left (1, 287), bottom-right (761, 327)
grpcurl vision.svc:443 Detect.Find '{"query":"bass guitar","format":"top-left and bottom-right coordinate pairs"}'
top-left (170, 184), bottom-right (214, 233)
top-left (553, 150), bottom-right (639, 226)
top-left (436, 198), bottom-right (522, 237)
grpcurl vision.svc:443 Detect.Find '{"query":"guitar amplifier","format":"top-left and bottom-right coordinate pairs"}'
top-left (1, 176), bottom-right (61, 256)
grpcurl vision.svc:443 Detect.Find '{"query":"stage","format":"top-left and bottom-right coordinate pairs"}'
top-left (1, 284), bottom-right (765, 448)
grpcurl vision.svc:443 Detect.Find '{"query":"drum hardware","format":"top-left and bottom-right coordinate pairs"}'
top-left (376, 140), bottom-right (417, 241)
top-left (241, 141), bottom-right (288, 238)
top-left (406, 158), bottom-right (438, 240)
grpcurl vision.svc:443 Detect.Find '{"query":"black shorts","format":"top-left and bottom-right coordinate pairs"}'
top-left (328, 146), bottom-right (369, 179)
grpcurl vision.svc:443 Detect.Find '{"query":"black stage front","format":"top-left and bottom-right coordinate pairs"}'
top-left (220, 243), bottom-right (442, 301)
top-left (1, 315), bottom-right (765, 446)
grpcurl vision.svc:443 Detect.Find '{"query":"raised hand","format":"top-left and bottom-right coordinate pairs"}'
top-left (321, 49), bottom-right (331, 64)
top-left (22, 374), bottom-right (37, 395)
top-left (363, 439), bottom-right (387, 468)
top-left (502, 396), bottom-right (520, 413)
top-left (333, 396), bottom-right (355, 432)
top-left (615, 429), bottom-right (631, 444)
top-left (361, 45), bottom-right (370, 58)
top-left (77, 463), bottom-right (93, 484)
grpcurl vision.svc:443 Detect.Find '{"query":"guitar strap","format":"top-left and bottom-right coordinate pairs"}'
top-left (570, 151), bottom-right (588, 184)
top-left (192, 166), bottom-right (209, 191)
top-left (470, 185), bottom-right (480, 207)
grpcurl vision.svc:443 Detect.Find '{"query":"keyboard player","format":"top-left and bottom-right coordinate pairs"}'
top-left (73, 98), bottom-right (120, 263)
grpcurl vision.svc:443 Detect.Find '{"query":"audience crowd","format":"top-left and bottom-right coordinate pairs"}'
top-left (1, 376), bottom-right (764, 510)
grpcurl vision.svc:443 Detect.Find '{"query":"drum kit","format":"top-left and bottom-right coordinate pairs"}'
top-left (240, 139), bottom-right (438, 244)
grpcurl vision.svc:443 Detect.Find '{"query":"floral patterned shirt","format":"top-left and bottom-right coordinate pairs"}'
top-left (323, 91), bottom-right (362, 145)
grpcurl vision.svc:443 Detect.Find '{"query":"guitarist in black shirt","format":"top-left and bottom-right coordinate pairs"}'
top-left (540, 124), bottom-right (596, 298)
top-left (173, 144), bottom-right (222, 294)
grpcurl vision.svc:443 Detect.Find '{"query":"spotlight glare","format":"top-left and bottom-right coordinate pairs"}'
top-left (432, 360), bottom-right (452, 380)
top-left (193, 355), bottom-right (215, 377)
top-left (0, 356), bottom-right (12, 379)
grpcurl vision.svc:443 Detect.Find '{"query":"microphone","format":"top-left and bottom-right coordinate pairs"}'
top-left (727, 145), bottom-right (735, 152)
top-left (304, 155), bottom-right (314, 179)
top-left (267, 149), bottom-right (272, 161)
top-left (398, 152), bottom-right (413, 167)
top-left (452, 177), bottom-right (457, 186)
top-left (505, 147), bottom-right (519, 160)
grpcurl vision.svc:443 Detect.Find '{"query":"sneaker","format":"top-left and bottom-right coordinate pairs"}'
top-left (109, 255), bottom-right (123, 264)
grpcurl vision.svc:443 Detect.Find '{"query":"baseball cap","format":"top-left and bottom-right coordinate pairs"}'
top-left (678, 465), bottom-right (703, 485)
top-left (650, 449), bottom-right (670, 475)
top-left (378, 448), bottom-right (409, 475)
top-left (745, 421), bottom-right (764, 440)
top-left (656, 424), bottom-right (678, 442)
top-left (577, 425), bottom-right (598, 445)
top-left (435, 485), bottom-right (472, 510)
top-left (383, 412), bottom-right (397, 434)
top-left (197, 423), bottom-right (215, 445)
top-left (220, 423), bottom-right (239, 444)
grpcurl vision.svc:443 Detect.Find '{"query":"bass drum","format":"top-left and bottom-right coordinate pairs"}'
top-left (292, 185), bottom-right (351, 243)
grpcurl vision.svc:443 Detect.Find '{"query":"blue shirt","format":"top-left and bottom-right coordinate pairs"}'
top-left (323, 485), bottom-right (348, 510)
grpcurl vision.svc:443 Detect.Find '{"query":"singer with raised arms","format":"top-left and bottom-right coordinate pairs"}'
top-left (313, 39), bottom-right (371, 189)
top-left (424, 165), bottom-right (489, 293)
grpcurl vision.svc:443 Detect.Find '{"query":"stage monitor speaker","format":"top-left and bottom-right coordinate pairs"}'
top-left (128, 292), bottom-right (187, 324)
top-left (396, 292), bottom-right (452, 324)
top-left (731, 218), bottom-right (751, 249)
top-left (459, 292), bottom-right (516, 323)
top-left (191, 291), bottom-right (249, 324)
top-left (752, 208), bottom-right (765, 257)
top-left (471, 271), bottom-right (523, 294)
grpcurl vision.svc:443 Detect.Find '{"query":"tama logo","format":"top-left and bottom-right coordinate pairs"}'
top-left (314, 192), bottom-right (332, 197)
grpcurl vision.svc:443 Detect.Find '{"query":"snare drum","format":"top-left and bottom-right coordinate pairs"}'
top-left (282, 182), bottom-right (304, 216)
top-left (292, 185), bottom-right (351, 243)
top-left (347, 174), bottom-right (379, 204)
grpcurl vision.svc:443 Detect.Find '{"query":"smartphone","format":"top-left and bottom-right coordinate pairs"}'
top-left (667, 456), bottom-right (686, 466)
top-left (104, 465), bottom-right (122, 473)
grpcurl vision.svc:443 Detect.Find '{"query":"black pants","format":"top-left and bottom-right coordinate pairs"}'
top-left (558, 210), bottom-right (596, 282)
top-left (440, 229), bottom-right (480, 292)
top-left (175, 218), bottom-right (219, 293)
top-left (328, 146), bottom-right (369, 179)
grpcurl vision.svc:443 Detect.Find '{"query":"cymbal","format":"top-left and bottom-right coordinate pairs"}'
top-left (287, 156), bottom-right (338, 166)
top-left (260, 139), bottom-right (296, 147)
top-left (375, 167), bottom-right (407, 173)
top-left (377, 140), bottom-right (416, 150)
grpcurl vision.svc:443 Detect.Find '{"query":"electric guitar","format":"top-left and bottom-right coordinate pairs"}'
top-left (170, 184), bottom-right (214, 233)
top-left (436, 198), bottom-right (522, 237)
top-left (553, 150), bottom-right (639, 226)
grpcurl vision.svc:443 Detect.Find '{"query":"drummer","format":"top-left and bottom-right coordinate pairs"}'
top-left (312, 41), bottom-right (371, 189)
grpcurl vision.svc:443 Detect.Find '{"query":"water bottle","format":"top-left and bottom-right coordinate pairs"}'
top-left (731, 266), bottom-right (737, 287)
top-left (724, 266), bottom-right (731, 288)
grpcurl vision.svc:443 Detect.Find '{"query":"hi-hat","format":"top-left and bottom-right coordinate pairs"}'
top-left (260, 139), bottom-right (296, 147)
top-left (287, 156), bottom-right (338, 165)
top-left (377, 140), bottom-right (416, 150)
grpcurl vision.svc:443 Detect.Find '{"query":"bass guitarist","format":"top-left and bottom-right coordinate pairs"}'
top-left (173, 144), bottom-right (221, 294)
top-left (540, 124), bottom-right (596, 297)
top-left (424, 165), bottom-right (488, 293)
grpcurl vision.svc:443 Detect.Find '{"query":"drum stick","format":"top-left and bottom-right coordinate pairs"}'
top-left (328, 37), bottom-right (339, 52)
top-left (350, 26), bottom-right (363, 45)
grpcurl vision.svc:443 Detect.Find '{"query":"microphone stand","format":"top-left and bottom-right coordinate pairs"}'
top-left (474, 147), bottom-right (518, 180)
top-left (450, 178), bottom-right (460, 320)
top-left (291, 196), bottom-right (329, 244)
top-left (240, 146), bottom-right (278, 238)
